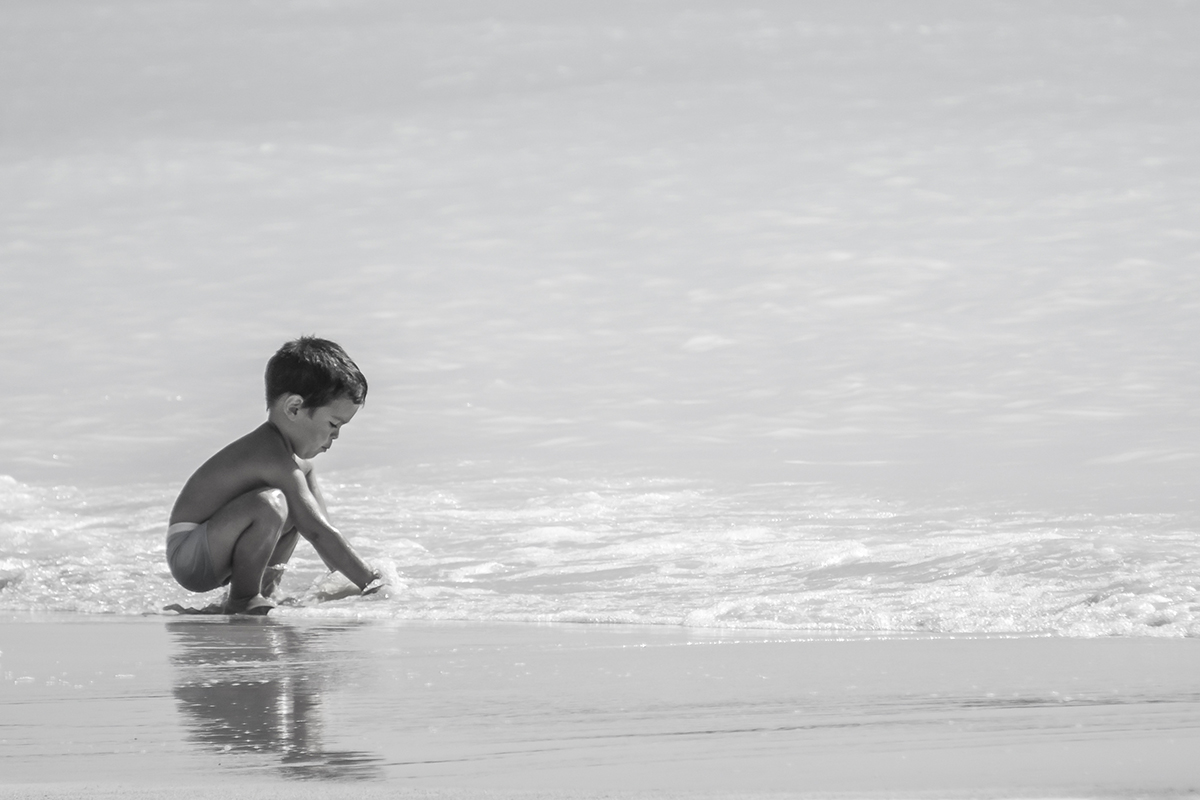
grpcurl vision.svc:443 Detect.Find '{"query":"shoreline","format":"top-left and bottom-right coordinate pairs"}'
top-left (1, 609), bottom-right (1078, 636)
top-left (3, 615), bottom-right (1200, 795)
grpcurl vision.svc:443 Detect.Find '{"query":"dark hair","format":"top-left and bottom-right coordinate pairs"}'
top-left (265, 336), bottom-right (368, 408)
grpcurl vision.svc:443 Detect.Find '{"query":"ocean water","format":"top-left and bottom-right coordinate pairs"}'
top-left (2, 468), bottom-right (1200, 636)
top-left (2, 1), bottom-right (1199, 634)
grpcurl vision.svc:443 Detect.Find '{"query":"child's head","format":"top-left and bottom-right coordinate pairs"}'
top-left (265, 336), bottom-right (368, 409)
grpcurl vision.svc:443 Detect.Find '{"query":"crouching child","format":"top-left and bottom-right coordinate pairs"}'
top-left (166, 336), bottom-right (383, 614)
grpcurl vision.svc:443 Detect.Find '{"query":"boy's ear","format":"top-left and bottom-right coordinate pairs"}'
top-left (283, 394), bottom-right (305, 418)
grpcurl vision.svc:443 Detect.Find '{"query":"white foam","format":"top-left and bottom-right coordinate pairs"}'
top-left (4, 471), bottom-right (1197, 636)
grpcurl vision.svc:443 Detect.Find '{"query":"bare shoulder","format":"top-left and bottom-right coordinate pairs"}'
top-left (212, 424), bottom-right (290, 473)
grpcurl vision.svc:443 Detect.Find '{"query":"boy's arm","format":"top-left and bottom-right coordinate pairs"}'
top-left (303, 468), bottom-right (339, 572)
top-left (279, 465), bottom-right (376, 589)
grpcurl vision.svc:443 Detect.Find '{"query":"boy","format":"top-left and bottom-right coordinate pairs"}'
top-left (167, 336), bottom-right (383, 614)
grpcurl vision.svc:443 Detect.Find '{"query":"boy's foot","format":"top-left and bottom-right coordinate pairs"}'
top-left (224, 593), bottom-right (276, 616)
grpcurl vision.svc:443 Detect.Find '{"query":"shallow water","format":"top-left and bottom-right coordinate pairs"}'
top-left (2, 468), bottom-right (1199, 636)
top-left (2, 1), bottom-right (1199, 633)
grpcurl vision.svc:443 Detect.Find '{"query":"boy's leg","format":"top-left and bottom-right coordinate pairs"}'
top-left (204, 489), bottom-right (289, 608)
top-left (257, 523), bottom-right (341, 598)
top-left (261, 527), bottom-right (299, 598)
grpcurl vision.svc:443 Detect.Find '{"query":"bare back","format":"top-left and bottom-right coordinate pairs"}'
top-left (170, 423), bottom-right (297, 526)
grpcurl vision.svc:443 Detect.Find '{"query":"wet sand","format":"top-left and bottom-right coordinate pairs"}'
top-left (2, 614), bottom-right (1199, 796)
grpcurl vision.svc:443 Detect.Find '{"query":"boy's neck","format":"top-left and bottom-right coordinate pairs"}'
top-left (264, 418), bottom-right (291, 448)
top-left (265, 408), bottom-right (299, 455)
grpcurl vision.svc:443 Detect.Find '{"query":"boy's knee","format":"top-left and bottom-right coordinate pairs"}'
top-left (257, 488), bottom-right (289, 525)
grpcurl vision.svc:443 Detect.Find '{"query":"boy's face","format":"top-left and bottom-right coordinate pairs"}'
top-left (294, 395), bottom-right (360, 459)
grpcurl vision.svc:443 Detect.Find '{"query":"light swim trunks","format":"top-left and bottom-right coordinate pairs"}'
top-left (166, 522), bottom-right (229, 593)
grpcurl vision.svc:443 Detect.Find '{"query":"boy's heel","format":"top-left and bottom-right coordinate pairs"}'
top-left (224, 593), bottom-right (276, 615)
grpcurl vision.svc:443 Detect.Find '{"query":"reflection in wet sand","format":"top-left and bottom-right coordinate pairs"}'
top-left (168, 619), bottom-right (382, 780)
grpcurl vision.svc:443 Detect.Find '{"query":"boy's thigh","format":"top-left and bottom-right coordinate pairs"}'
top-left (204, 489), bottom-right (288, 572)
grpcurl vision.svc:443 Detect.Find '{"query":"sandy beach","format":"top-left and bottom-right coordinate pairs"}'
top-left (3, 614), bottom-right (1199, 796)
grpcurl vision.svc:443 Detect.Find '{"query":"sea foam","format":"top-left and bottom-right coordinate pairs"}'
top-left (2, 470), bottom-right (1198, 637)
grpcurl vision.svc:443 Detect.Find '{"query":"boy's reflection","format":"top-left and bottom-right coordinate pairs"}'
top-left (168, 619), bottom-right (381, 780)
